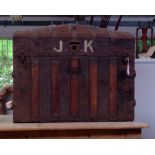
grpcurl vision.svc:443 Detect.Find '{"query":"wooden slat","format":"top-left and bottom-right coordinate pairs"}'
top-left (117, 59), bottom-right (126, 121)
top-left (89, 59), bottom-right (98, 120)
top-left (31, 57), bottom-right (40, 122)
top-left (70, 75), bottom-right (79, 120)
top-left (79, 57), bottom-right (89, 121)
top-left (59, 57), bottom-right (70, 121)
top-left (51, 58), bottom-right (59, 119)
top-left (109, 59), bottom-right (118, 120)
top-left (98, 58), bottom-right (109, 120)
top-left (13, 57), bottom-right (31, 122)
top-left (117, 58), bottom-right (135, 121)
top-left (40, 57), bottom-right (51, 122)
top-left (70, 58), bottom-right (79, 120)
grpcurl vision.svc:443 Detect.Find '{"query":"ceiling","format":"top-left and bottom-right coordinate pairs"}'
top-left (0, 15), bottom-right (155, 27)
top-left (1, 15), bottom-right (155, 38)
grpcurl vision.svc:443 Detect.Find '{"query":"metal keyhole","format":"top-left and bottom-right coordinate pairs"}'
top-left (72, 45), bottom-right (77, 51)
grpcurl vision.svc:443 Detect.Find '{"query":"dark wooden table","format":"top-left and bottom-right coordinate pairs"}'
top-left (0, 115), bottom-right (148, 139)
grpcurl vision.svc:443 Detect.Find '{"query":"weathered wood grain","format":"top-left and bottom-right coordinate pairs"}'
top-left (31, 57), bottom-right (40, 122)
top-left (13, 25), bottom-right (135, 122)
top-left (51, 58), bottom-right (60, 119)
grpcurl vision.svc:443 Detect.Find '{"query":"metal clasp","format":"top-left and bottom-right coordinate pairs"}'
top-left (125, 57), bottom-right (130, 76)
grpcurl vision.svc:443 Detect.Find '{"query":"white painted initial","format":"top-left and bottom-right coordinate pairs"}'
top-left (84, 40), bottom-right (94, 52)
top-left (53, 40), bottom-right (63, 52)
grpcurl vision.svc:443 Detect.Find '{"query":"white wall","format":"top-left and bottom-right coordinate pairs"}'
top-left (135, 59), bottom-right (155, 138)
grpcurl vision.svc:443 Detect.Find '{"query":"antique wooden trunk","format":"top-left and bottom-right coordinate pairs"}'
top-left (13, 24), bottom-right (136, 123)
